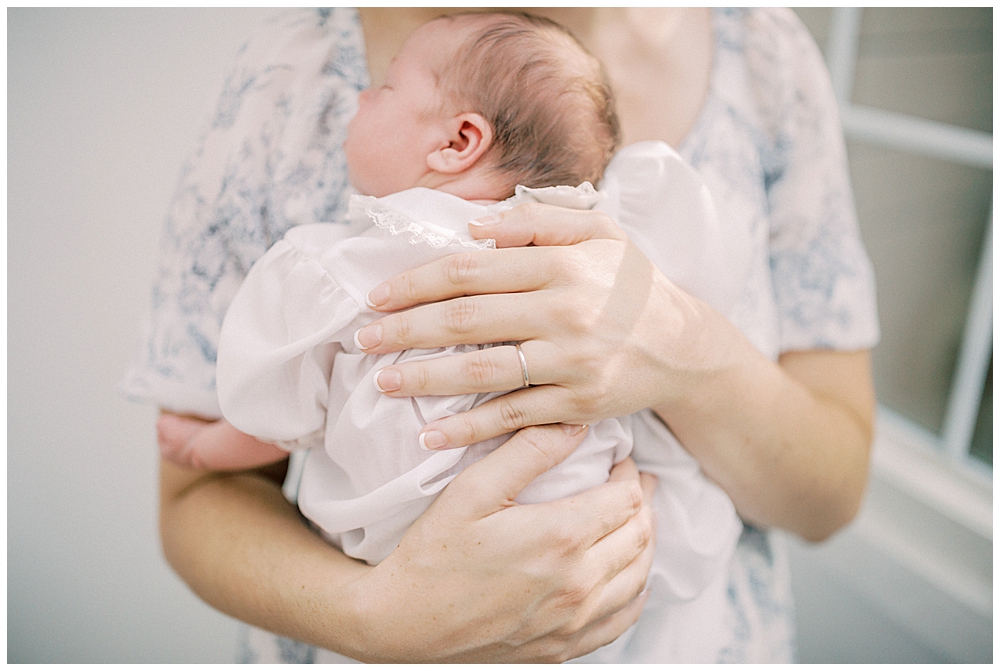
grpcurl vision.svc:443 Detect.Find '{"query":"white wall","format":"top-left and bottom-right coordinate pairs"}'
top-left (8, 9), bottom-right (278, 662)
top-left (7, 8), bottom-right (991, 663)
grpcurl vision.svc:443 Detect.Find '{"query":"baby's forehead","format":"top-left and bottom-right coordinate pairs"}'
top-left (409, 14), bottom-right (484, 50)
top-left (399, 17), bottom-right (476, 67)
top-left (419, 13), bottom-right (583, 65)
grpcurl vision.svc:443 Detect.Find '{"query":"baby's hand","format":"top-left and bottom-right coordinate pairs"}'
top-left (156, 412), bottom-right (287, 471)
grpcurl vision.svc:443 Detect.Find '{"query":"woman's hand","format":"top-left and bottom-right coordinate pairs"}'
top-left (355, 202), bottom-right (723, 450)
top-left (349, 424), bottom-right (657, 662)
top-left (160, 422), bottom-right (656, 662)
top-left (352, 203), bottom-right (876, 541)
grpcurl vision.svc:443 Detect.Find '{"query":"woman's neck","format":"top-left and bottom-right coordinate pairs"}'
top-left (588, 8), bottom-right (713, 148)
top-left (502, 8), bottom-right (715, 149)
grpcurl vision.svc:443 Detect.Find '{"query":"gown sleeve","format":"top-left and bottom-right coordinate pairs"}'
top-left (217, 225), bottom-right (363, 450)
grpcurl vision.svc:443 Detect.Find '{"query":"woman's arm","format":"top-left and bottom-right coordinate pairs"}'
top-left (651, 329), bottom-right (875, 542)
top-left (353, 207), bottom-right (875, 541)
top-left (159, 421), bottom-right (657, 662)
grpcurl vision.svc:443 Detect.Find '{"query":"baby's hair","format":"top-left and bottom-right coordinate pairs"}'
top-left (434, 12), bottom-right (621, 193)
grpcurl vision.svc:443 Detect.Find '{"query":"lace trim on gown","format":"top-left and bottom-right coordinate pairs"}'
top-left (350, 195), bottom-right (496, 251)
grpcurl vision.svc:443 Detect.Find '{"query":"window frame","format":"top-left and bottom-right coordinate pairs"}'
top-left (825, 7), bottom-right (993, 486)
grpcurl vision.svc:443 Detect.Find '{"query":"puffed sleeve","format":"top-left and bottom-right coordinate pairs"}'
top-left (217, 225), bottom-right (362, 449)
top-left (753, 9), bottom-right (880, 352)
top-left (119, 8), bottom-right (367, 417)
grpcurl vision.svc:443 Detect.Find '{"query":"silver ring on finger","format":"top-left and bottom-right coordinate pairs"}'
top-left (515, 342), bottom-right (531, 389)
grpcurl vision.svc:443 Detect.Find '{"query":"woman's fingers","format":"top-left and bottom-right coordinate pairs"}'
top-left (420, 385), bottom-right (578, 450)
top-left (365, 205), bottom-right (626, 314)
top-left (535, 468), bottom-right (654, 662)
top-left (377, 428), bottom-right (654, 662)
top-left (413, 354), bottom-right (620, 448)
top-left (440, 424), bottom-right (590, 518)
top-left (582, 470), bottom-right (657, 616)
top-left (470, 202), bottom-right (629, 248)
top-left (365, 246), bottom-right (559, 313)
top-left (357, 290), bottom-right (555, 353)
top-left (577, 463), bottom-right (655, 604)
top-left (560, 590), bottom-right (649, 662)
top-left (527, 458), bottom-right (646, 550)
top-left (374, 340), bottom-right (560, 396)
top-left (535, 463), bottom-right (656, 660)
top-left (606, 454), bottom-right (640, 485)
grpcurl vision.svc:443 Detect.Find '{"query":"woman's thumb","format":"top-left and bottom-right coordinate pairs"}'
top-left (440, 424), bottom-right (589, 517)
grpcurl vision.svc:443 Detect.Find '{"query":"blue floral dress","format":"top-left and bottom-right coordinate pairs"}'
top-left (121, 7), bottom-right (879, 663)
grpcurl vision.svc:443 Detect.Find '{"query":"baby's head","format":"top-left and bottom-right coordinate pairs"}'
top-left (344, 12), bottom-right (620, 201)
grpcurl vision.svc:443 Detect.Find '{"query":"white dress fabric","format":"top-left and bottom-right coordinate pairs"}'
top-left (120, 7), bottom-right (880, 664)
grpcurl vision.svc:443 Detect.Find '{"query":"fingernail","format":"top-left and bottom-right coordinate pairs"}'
top-left (365, 283), bottom-right (390, 308)
top-left (561, 423), bottom-right (588, 435)
top-left (418, 430), bottom-right (448, 450)
top-left (469, 214), bottom-right (501, 227)
top-left (354, 323), bottom-right (382, 350)
top-left (373, 368), bottom-right (401, 393)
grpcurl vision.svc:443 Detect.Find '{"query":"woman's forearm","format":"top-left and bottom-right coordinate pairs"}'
top-left (653, 319), bottom-right (875, 542)
top-left (158, 422), bottom-right (656, 662)
top-left (158, 459), bottom-right (373, 658)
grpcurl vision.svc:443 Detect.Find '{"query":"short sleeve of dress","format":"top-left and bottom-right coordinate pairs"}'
top-left (749, 9), bottom-right (880, 353)
top-left (119, 8), bottom-right (368, 417)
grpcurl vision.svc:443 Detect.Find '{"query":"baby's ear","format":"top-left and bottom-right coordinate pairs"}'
top-left (426, 113), bottom-right (493, 174)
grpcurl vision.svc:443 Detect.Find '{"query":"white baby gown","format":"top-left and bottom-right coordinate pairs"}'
top-left (217, 141), bottom-right (748, 661)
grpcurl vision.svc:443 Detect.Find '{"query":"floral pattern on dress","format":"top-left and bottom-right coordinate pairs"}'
top-left (121, 8), bottom-right (368, 418)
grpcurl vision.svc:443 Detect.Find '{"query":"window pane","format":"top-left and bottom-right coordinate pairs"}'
top-left (852, 7), bottom-right (992, 133)
top-left (850, 144), bottom-right (991, 434)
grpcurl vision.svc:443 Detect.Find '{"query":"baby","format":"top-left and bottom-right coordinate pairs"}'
top-left (168, 11), bottom-right (744, 659)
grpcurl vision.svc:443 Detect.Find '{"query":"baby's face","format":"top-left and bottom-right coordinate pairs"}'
top-left (345, 20), bottom-right (455, 197)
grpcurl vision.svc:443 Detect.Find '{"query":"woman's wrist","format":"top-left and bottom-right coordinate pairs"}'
top-left (642, 272), bottom-right (755, 414)
top-left (638, 278), bottom-right (875, 539)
